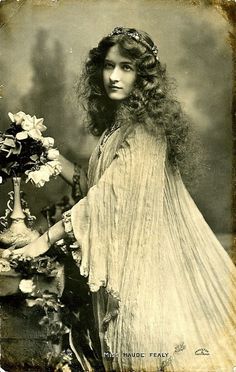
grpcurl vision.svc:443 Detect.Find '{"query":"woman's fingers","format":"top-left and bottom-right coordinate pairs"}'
top-left (2, 247), bottom-right (28, 259)
top-left (1, 234), bottom-right (51, 260)
top-left (2, 248), bottom-right (14, 259)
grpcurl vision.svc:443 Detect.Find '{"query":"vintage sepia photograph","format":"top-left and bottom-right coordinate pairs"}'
top-left (0, 0), bottom-right (235, 371)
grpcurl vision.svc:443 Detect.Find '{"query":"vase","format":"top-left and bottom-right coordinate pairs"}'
top-left (0, 177), bottom-right (40, 248)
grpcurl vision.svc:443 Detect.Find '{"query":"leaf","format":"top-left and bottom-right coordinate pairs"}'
top-left (3, 138), bottom-right (16, 147)
top-left (0, 147), bottom-right (10, 153)
top-left (6, 148), bottom-right (13, 158)
top-left (5, 134), bottom-right (15, 139)
top-left (1, 162), bottom-right (17, 175)
top-left (30, 154), bottom-right (39, 161)
top-left (8, 112), bottom-right (15, 122)
top-left (25, 161), bottom-right (37, 166)
top-left (11, 142), bottom-right (22, 155)
top-left (16, 131), bottom-right (28, 141)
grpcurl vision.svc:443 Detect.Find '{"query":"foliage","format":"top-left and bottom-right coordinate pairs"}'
top-left (9, 254), bottom-right (60, 277)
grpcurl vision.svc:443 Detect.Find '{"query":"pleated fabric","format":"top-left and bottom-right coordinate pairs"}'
top-left (70, 122), bottom-right (236, 371)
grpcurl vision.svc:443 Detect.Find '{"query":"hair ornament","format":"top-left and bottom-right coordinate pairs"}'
top-left (108, 26), bottom-right (159, 62)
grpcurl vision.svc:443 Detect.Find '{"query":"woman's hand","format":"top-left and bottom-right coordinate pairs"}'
top-left (2, 233), bottom-right (50, 259)
top-left (2, 220), bottom-right (65, 260)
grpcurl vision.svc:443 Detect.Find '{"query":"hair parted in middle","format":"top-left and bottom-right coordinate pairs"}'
top-left (77, 27), bottom-right (196, 172)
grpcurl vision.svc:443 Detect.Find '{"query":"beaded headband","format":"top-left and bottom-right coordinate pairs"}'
top-left (108, 26), bottom-right (159, 62)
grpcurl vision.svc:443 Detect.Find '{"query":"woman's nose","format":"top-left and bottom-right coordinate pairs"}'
top-left (109, 67), bottom-right (120, 82)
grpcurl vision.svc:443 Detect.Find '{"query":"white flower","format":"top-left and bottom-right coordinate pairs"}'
top-left (32, 115), bottom-right (46, 132)
top-left (44, 163), bottom-right (56, 176)
top-left (26, 165), bottom-right (52, 187)
top-left (25, 158), bottom-right (61, 187)
top-left (19, 279), bottom-right (35, 294)
top-left (42, 136), bottom-right (54, 149)
top-left (47, 160), bottom-right (62, 176)
top-left (23, 115), bottom-right (46, 139)
top-left (21, 115), bottom-right (35, 131)
top-left (47, 148), bottom-right (60, 160)
top-left (27, 128), bottom-right (43, 141)
top-left (8, 111), bottom-right (26, 125)
top-left (9, 112), bottom-right (47, 141)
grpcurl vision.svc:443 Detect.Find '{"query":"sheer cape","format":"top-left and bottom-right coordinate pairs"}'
top-left (70, 123), bottom-right (236, 371)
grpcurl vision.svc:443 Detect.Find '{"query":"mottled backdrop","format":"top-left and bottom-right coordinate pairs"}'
top-left (0, 1), bottom-right (233, 245)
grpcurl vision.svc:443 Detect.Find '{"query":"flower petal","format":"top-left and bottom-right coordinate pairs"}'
top-left (16, 131), bottom-right (28, 140)
top-left (28, 128), bottom-right (42, 140)
top-left (47, 148), bottom-right (60, 160)
top-left (21, 118), bottom-right (34, 131)
top-left (41, 136), bottom-right (54, 149)
top-left (8, 111), bottom-right (27, 125)
top-left (37, 123), bottom-right (47, 132)
top-left (8, 112), bottom-right (15, 122)
top-left (47, 160), bottom-right (62, 175)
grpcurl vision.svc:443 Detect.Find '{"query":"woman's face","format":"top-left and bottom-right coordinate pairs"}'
top-left (103, 44), bottom-right (137, 101)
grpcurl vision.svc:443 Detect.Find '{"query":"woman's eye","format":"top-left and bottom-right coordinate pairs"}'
top-left (122, 64), bottom-right (133, 71)
top-left (104, 62), bottom-right (114, 69)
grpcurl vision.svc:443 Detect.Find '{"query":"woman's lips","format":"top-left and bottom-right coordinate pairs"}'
top-left (109, 86), bottom-right (122, 90)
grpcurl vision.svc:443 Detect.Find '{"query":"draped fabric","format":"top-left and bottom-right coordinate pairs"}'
top-left (70, 123), bottom-right (236, 371)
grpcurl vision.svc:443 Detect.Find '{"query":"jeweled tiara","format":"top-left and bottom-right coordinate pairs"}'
top-left (108, 27), bottom-right (159, 62)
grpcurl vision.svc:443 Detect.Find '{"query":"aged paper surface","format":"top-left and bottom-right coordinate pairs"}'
top-left (0, 0), bottom-right (235, 370)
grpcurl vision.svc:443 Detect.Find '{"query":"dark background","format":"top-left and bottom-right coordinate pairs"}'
top-left (0, 0), bottom-right (233, 247)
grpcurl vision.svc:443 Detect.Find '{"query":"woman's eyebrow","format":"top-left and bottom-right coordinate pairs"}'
top-left (104, 58), bottom-right (134, 64)
top-left (120, 60), bottom-right (134, 64)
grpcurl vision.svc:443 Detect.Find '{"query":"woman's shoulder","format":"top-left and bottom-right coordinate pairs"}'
top-left (127, 120), bottom-right (166, 147)
top-left (117, 120), bottom-right (167, 161)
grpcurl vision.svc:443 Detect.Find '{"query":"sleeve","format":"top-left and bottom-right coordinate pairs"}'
top-left (69, 124), bottom-right (167, 297)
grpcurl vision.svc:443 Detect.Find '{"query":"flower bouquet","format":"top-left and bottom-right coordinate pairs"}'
top-left (0, 111), bottom-right (61, 187)
top-left (0, 111), bottom-right (62, 249)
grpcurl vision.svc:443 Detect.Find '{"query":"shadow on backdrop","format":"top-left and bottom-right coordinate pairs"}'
top-left (178, 17), bottom-right (232, 234)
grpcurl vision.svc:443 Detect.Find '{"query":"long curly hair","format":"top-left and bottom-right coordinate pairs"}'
top-left (77, 28), bottom-right (196, 173)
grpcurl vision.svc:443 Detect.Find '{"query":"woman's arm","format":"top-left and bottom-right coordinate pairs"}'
top-left (59, 154), bottom-right (75, 185)
top-left (59, 154), bottom-right (88, 197)
top-left (2, 220), bottom-right (65, 258)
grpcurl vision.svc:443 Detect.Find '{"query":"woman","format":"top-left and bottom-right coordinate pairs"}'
top-left (4, 27), bottom-right (236, 371)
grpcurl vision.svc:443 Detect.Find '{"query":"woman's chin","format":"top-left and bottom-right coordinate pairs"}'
top-left (107, 92), bottom-right (127, 101)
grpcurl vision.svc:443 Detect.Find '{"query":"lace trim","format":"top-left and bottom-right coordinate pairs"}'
top-left (62, 212), bottom-right (82, 266)
top-left (62, 210), bottom-right (75, 240)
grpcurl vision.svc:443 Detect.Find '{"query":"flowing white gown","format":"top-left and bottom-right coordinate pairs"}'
top-left (69, 122), bottom-right (236, 371)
